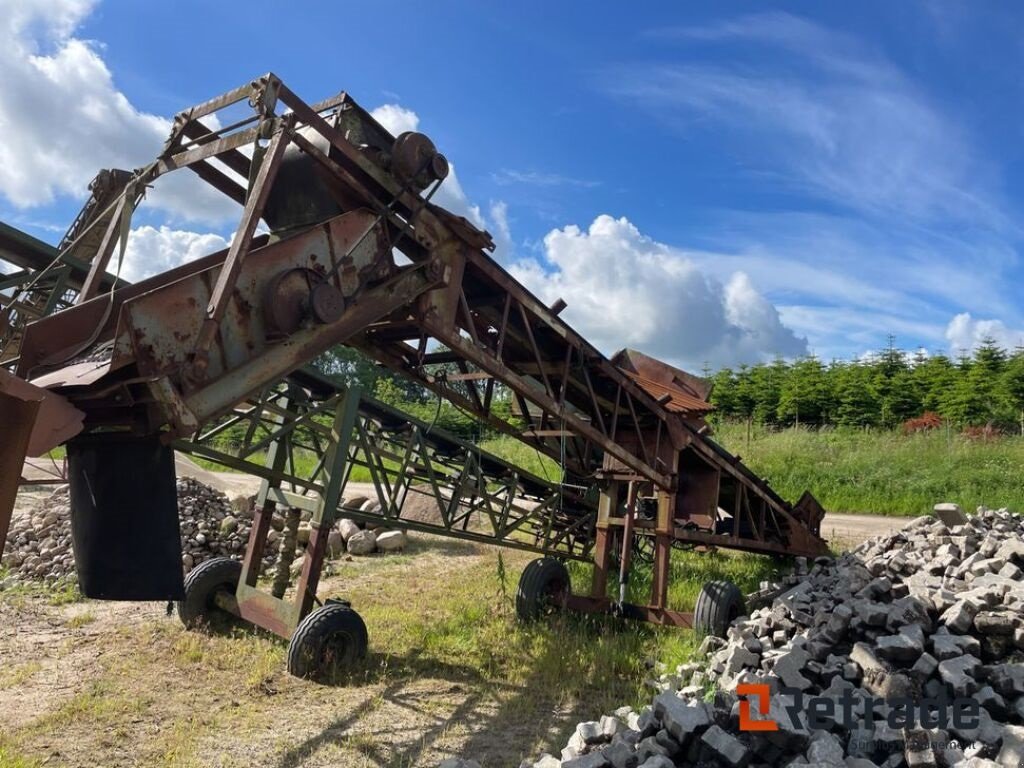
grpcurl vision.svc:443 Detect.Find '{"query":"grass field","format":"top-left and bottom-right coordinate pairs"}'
top-left (712, 421), bottom-right (1024, 516)
top-left (0, 543), bottom-right (778, 767)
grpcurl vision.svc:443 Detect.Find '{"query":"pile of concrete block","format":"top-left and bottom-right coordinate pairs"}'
top-left (516, 503), bottom-right (1024, 768)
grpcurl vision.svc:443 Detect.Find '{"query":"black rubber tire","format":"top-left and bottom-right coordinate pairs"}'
top-left (693, 580), bottom-right (744, 637)
top-left (177, 557), bottom-right (242, 630)
top-left (515, 557), bottom-right (571, 622)
top-left (287, 603), bottom-right (368, 681)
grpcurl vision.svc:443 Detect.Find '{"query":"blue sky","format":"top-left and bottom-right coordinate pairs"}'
top-left (2, 1), bottom-right (1023, 369)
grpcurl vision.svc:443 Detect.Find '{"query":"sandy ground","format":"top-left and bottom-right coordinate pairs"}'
top-left (0, 545), bottom-right (562, 767)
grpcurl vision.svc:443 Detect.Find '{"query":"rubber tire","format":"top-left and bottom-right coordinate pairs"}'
top-left (177, 557), bottom-right (242, 630)
top-left (515, 557), bottom-right (571, 622)
top-left (287, 603), bottom-right (368, 681)
top-left (693, 580), bottom-right (744, 638)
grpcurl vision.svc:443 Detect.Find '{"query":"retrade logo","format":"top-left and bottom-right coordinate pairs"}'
top-left (735, 684), bottom-right (980, 732)
top-left (736, 684), bottom-right (778, 731)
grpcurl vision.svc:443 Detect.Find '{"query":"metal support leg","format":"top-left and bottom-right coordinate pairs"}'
top-left (232, 386), bottom-right (360, 639)
top-left (617, 481), bottom-right (638, 605)
top-left (242, 395), bottom-right (292, 589)
top-left (590, 481), bottom-right (617, 599)
top-left (651, 491), bottom-right (674, 610)
top-left (294, 386), bottom-right (360, 619)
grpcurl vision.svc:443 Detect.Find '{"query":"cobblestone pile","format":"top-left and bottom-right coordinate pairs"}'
top-left (512, 503), bottom-right (1024, 768)
top-left (2, 480), bottom-right (408, 585)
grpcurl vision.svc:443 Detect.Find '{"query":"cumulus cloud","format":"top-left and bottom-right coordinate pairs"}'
top-left (945, 313), bottom-right (1024, 355)
top-left (0, 0), bottom-right (238, 223)
top-left (369, 104), bottom-right (420, 135)
top-left (509, 215), bottom-right (806, 370)
top-left (121, 225), bottom-right (228, 283)
top-left (600, 12), bottom-right (1024, 360)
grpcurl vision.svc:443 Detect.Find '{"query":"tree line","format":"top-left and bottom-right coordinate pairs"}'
top-left (311, 339), bottom-right (1024, 435)
top-left (708, 337), bottom-right (1024, 432)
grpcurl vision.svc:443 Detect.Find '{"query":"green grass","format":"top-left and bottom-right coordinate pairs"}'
top-left (0, 538), bottom-right (777, 765)
top-left (339, 546), bottom-right (778, 712)
top-left (713, 421), bottom-right (1024, 516)
top-left (478, 436), bottom-right (560, 480)
top-left (0, 743), bottom-right (43, 768)
top-left (0, 567), bottom-right (81, 607)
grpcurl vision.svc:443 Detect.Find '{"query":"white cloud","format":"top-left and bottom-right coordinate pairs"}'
top-left (601, 13), bottom-right (1024, 361)
top-left (491, 169), bottom-right (600, 188)
top-left (370, 104), bottom-right (419, 135)
top-left (509, 215), bottom-right (806, 370)
top-left (0, 0), bottom-right (238, 224)
top-left (945, 313), bottom-right (1024, 355)
top-left (629, 13), bottom-right (1007, 229)
top-left (121, 225), bottom-right (228, 283)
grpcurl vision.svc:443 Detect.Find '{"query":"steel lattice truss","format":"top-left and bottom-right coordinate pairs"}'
top-left (176, 370), bottom-right (596, 561)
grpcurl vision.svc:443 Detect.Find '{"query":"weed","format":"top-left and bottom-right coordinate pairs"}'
top-left (0, 662), bottom-right (41, 690)
top-left (0, 742), bottom-right (42, 768)
top-left (66, 611), bottom-right (96, 628)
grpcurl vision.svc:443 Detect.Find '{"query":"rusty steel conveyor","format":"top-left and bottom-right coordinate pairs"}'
top-left (0, 75), bottom-right (826, 675)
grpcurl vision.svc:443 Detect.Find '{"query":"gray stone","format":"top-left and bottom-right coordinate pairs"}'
top-left (562, 753), bottom-right (610, 768)
top-left (934, 503), bottom-right (968, 527)
top-left (806, 730), bottom-right (844, 765)
top-left (903, 728), bottom-right (936, 768)
top-left (976, 685), bottom-right (1007, 717)
top-left (700, 724), bottom-right (750, 768)
top-left (763, 693), bottom-right (810, 752)
top-left (577, 721), bottom-right (605, 745)
top-left (876, 633), bottom-right (921, 663)
top-left (773, 646), bottom-right (813, 690)
top-left (637, 757), bottom-right (673, 768)
top-left (651, 693), bottom-right (711, 744)
top-left (337, 518), bottom-right (361, 542)
top-left (975, 611), bottom-right (1017, 636)
top-left (326, 530), bottom-right (344, 557)
top-left (997, 724), bottom-right (1024, 767)
top-left (601, 715), bottom-right (624, 739)
top-left (910, 652), bottom-right (938, 679)
top-left (602, 741), bottom-right (638, 768)
top-left (341, 495), bottom-right (368, 511)
top-left (937, 654), bottom-right (981, 696)
top-left (376, 530), bottom-right (408, 552)
top-left (941, 600), bottom-right (978, 633)
top-left (932, 632), bottom-right (980, 660)
top-left (346, 529), bottom-right (377, 555)
top-left (989, 664), bottom-right (1024, 697)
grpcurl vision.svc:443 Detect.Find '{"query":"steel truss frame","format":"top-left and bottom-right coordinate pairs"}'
top-left (1, 74), bottom-right (828, 649)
